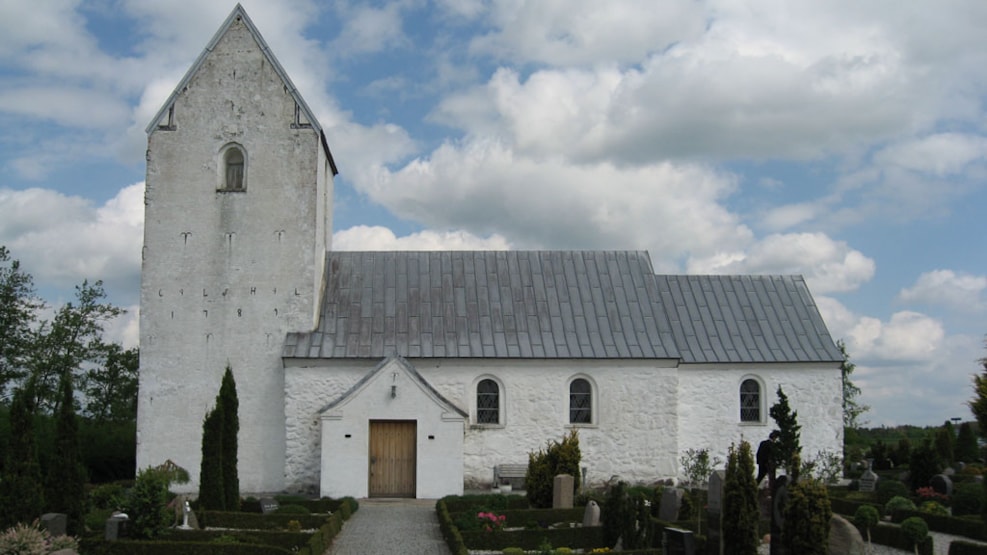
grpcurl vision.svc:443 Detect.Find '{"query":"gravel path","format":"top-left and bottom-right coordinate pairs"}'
top-left (325, 498), bottom-right (452, 555)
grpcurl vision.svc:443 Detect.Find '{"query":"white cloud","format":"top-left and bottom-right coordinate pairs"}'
top-left (689, 232), bottom-right (875, 294)
top-left (875, 133), bottom-right (987, 176)
top-left (334, 225), bottom-right (510, 251)
top-left (330, 3), bottom-right (409, 57)
top-left (899, 270), bottom-right (987, 311)
top-left (0, 184), bottom-right (144, 296)
top-left (355, 139), bottom-right (751, 266)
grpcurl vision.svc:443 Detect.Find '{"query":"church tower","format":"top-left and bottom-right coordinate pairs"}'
top-left (137, 5), bottom-right (336, 492)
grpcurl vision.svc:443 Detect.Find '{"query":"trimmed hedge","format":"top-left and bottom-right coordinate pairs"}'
top-left (79, 496), bottom-right (358, 555)
top-left (891, 509), bottom-right (987, 541)
top-left (830, 496), bottom-right (881, 518)
top-left (199, 511), bottom-right (327, 530)
top-left (450, 507), bottom-right (584, 531)
top-left (440, 493), bottom-right (530, 513)
top-left (240, 496), bottom-right (355, 514)
top-left (164, 529), bottom-right (313, 550)
top-left (460, 526), bottom-right (605, 551)
top-left (950, 540), bottom-right (987, 555)
top-left (436, 499), bottom-right (469, 555)
top-left (867, 522), bottom-right (934, 555)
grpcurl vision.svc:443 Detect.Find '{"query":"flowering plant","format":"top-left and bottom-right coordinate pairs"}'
top-left (915, 487), bottom-right (949, 505)
top-left (477, 511), bottom-right (506, 532)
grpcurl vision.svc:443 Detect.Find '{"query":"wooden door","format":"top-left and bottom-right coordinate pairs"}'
top-left (368, 420), bottom-right (417, 497)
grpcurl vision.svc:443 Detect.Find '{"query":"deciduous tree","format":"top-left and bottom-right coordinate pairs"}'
top-left (839, 340), bottom-right (868, 429)
top-left (82, 344), bottom-right (139, 423)
top-left (0, 246), bottom-right (42, 400)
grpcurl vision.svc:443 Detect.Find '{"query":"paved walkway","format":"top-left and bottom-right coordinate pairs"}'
top-left (325, 498), bottom-right (452, 555)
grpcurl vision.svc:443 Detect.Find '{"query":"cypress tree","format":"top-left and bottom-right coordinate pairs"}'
top-left (219, 366), bottom-right (240, 511)
top-left (722, 441), bottom-right (759, 555)
top-left (956, 422), bottom-right (979, 463)
top-left (0, 383), bottom-right (44, 528)
top-left (45, 371), bottom-right (86, 534)
top-left (198, 403), bottom-right (225, 510)
top-left (770, 386), bottom-right (802, 477)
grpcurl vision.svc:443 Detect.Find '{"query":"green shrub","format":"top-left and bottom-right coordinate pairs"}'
top-left (901, 517), bottom-right (929, 552)
top-left (601, 482), bottom-right (652, 549)
top-left (526, 430), bottom-right (580, 509)
top-left (89, 482), bottom-right (128, 511)
top-left (920, 501), bottom-right (949, 516)
top-left (885, 495), bottom-right (917, 516)
top-left (0, 520), bottom-right (79, 554)
top-left (876, 479), bottom-right (911, 505)
top-left (853, 505), bottom-right (879, 543)
top-left (952, 482), bottom-right (983, 516)
top-left (502, 549), bottom-right (525, 555)
top-left (951, 540), bottom-right (987, 555)
top-left (128, 466), bottom-right (172, 539)
top-left (275, 504), bottom-right (311, 515)
top-left (782, 479), bottom-right (831, 555)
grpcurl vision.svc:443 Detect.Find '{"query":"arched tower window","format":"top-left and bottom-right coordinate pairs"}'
top-left (569, 378), bottom-right (592, 424)
top-left (222, 144), bottom-right (246, 191)
top-left (740, 378), bottom-right (762, 422)
top-left (477, 379), bottom-right (500, 424)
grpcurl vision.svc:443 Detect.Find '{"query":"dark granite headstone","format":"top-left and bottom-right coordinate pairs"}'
top-left (658, 488), bottom-right (684, 522)
top-left (930, 474), bottom-right (953, 496)
top-left (663, 527), bottom-right (696, 555)
top-left (707, 470), bottom-right (725, 512)
top-left (260, 497), bottom-right (280, 514)
top-left (40, 513), bottom-right (67, 537)
top-left (707, 470), bottom-right (726, 555)
top-left (105, 515), bottom-right (130, 540)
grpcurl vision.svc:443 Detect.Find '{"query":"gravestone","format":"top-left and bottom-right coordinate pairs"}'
top-left (553, 474), bottom-right (574, 509)
top-left (858, 468), bottom-right (878, 493)
top-left (105, 515), bottom-right (130, 540)
top-left (663, 527), bottom-right (696, 555)
top-left (260, 497), bottom-right (280, 514)
top-left (828, 514), bottom-right (865, 555)
top-left (583, 500), bottom-right (601, 527)
top-left (658, 488), bottom-right (684, 522)
top-left (41, 513), bottom-right (67, 537)
top-left (707, 470), bottom-right (726, 555)
top-left (930, 474), bottom-right (953, 496)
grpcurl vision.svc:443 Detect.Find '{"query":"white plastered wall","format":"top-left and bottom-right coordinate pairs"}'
top-left (285, 358), bottom-right (680, 496)
top-left (675, 363), bottom-right (844, 479)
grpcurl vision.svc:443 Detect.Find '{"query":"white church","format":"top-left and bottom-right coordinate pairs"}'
top-left (136, 5), bottom-right (844, 499)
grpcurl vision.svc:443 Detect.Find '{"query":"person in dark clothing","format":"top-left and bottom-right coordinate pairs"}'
top-left (756, 431), bottom-right (780, 486)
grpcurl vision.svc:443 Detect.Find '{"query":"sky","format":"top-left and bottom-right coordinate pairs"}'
top-left (0, 0), bottom-right (984, 428)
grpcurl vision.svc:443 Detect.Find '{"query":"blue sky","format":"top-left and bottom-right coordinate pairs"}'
top-left (0, 0), bottom-right (985, 427)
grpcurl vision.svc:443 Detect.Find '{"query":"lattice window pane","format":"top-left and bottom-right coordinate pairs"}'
top-left (477, 379), bottom-right (499, 424)
top-left (570, 379), bottom-right (592, 424)
top-left (740, 379), bottom-right (760, 422)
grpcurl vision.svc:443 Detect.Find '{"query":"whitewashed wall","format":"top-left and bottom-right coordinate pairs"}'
top-left (285, 358), bottom-right (680, 496)
top-left (675, 363), bottom-right (843, 480)
top-left (137, 17), bottom-right (331, 493)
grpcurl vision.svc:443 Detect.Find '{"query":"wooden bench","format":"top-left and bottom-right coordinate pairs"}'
top-left (493, 464), bottom-right (528, 490)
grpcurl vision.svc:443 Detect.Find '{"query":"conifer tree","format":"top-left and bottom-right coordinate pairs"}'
top-left (770, 386), bottom-right (801, 477)
top-left (45, 371), bottom-right (86, 535)
top-left (722, 441), bottom-right (759, 555)
top-left (956, 422), bottom-right (979, 463)
top-left (782, 478), bottom-right (832, 555)
top-left (219, 366), bottom-right (240, 510)
top-left (198, 403), bottom-right (225, 510)
top-left (0, 383), bottom-right (44, 528)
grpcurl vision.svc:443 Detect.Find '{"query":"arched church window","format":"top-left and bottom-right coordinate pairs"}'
top-left (477, 379), bottom-right (500, 424)
top-left (223, 145), bottom-right (246, 190)
top-left (740, 378), bottom-right (762, 422)
top-left (569, 378), bottom-right (592, 424)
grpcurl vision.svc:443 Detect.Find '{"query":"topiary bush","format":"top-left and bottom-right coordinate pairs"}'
top-left (885, 495), bottom-right (917, 516)
top-left (525, 430), bottom-right (581, 509)
top-left (900, 516), bottom-right (929, 555)
top-left (853, 504), bottom-right (879, 544)
top-left (919, 501), bottom-right (949, 516)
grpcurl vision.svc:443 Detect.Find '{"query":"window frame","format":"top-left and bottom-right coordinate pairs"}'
top-left (739, 376), bottom-right (766, 424)
top-left (472, 375), bottom-right (505, 427)
top-left (567, 375), bottom-right (596, 426)
top-left (219, 143), bottom-right (247, 192)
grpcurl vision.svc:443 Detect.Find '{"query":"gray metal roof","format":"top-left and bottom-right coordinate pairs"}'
top-left (654, 274), bottom-right (843, 364)
top-left (284, 250), bottom-right (679, 359)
